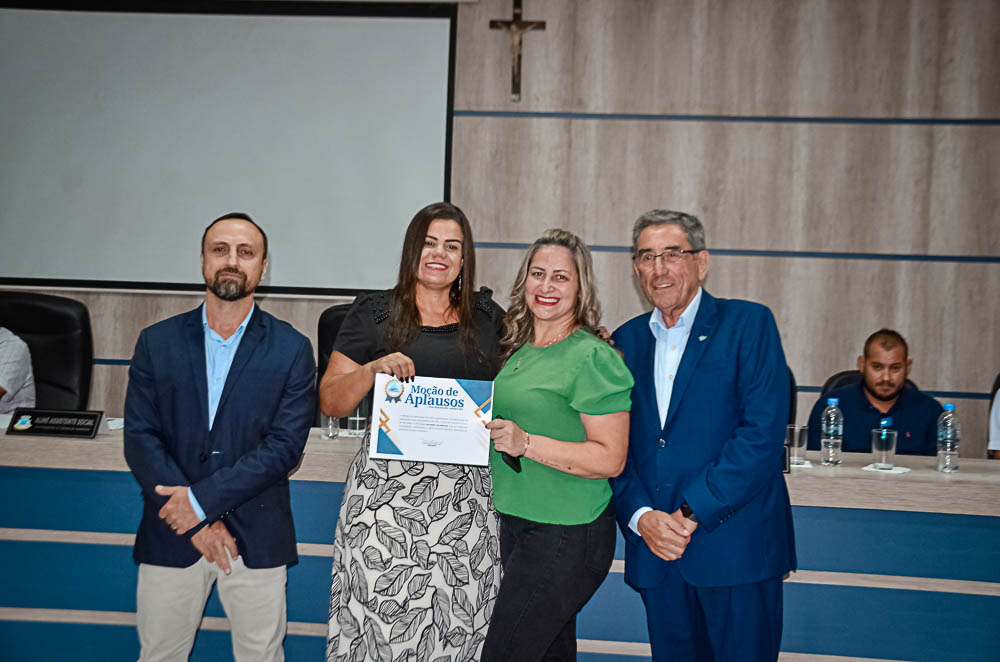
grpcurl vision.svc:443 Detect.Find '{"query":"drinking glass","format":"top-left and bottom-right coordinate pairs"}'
top-left (321, 414), bottom-right (340, 440)
top-left (344, 401), bottom-right (369, 437)
top-left (872, 428), bottom-right (897, 469)
top-left (786, 425), bottom-right (807, 466)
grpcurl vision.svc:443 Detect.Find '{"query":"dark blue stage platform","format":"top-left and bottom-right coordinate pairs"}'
top-left (1, 442), bottom-right (998, 661)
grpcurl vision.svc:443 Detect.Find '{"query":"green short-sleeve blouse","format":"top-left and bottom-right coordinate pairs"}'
top-left (490, 329), bottom-right (633, 525)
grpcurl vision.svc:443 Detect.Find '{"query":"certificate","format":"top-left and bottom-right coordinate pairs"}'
top-left (368, 374), bottom-right (494, 466)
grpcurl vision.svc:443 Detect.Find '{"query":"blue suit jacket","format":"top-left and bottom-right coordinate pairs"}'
top-left (610, 291), bottom-right (796, 589)
top-left (124, 305), bottom-right (315, 569)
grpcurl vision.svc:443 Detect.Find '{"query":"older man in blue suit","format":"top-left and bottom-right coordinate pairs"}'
top-left (124, 212), bottom-right (315, 662)
top-left (610, 210), bottom-right (795, 662)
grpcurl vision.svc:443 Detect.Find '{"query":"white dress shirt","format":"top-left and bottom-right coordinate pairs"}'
top-left (629, 288), bottom-right (703, 535)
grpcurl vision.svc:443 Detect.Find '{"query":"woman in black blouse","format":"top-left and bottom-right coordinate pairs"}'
top-left (321, 202), bottom-right (504, 661)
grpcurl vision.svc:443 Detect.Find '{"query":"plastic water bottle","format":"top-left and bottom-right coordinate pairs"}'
top-left (936, 404), bottom-right (960, 472)
top-left (820, 398), bottom-right (844, 466)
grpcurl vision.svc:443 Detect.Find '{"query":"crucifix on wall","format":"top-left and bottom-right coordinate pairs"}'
top-left (489, 0), bottom-right (546, 102)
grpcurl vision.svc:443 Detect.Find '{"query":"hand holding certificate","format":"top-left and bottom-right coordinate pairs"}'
top-left (368, 374), bottom-right (494, 466)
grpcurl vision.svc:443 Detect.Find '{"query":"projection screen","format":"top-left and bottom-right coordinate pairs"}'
top-left (0, 6), bottom-right (452, 292)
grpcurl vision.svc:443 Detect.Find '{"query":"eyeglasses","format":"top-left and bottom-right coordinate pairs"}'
top-left (634, 248), bottom-right (704, 269)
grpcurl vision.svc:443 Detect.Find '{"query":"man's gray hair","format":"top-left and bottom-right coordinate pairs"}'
top-left (631, 210), bottom-right (706, 254)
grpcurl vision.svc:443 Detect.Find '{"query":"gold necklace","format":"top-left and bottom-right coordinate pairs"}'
top-left (512, 327), bottom-right (576, 373)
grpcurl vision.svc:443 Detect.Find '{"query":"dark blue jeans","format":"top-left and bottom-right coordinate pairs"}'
top-left (481, 503), bottom-right (616, 662)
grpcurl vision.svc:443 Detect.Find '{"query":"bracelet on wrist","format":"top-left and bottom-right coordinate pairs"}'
top-left (522, 430), bottom-right (531, 457)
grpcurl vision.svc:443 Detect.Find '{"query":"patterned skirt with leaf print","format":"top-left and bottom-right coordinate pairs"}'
top-left (327, 431), bottom-right (501, 662)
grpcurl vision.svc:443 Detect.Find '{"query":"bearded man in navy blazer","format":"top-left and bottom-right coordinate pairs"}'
top-left (124, 212), bottom-right (315, 662)
top-left (610, 210), bottom-right (795, 662)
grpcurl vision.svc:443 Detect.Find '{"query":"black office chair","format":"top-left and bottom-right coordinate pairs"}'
top-left (820, 370), bottom-right (862, 397)
top-left (0, 291), bottom-right (94, 410)
top-left (820, 369), bottom-right (918, 399)
top-left (315, 303), bottom-right (354, 425)
top-left (787, 366), bottom-right (797, 424)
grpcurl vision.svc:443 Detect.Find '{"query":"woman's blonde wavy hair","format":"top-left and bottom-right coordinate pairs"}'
top-left (499, 229), bottom-right (602, 362)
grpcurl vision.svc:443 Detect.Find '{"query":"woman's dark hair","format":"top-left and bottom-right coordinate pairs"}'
top-left (386, 202), bottom-right (478, 357)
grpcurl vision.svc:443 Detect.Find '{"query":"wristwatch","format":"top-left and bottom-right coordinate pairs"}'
top-left (680, 500), bottom-right (698, 523)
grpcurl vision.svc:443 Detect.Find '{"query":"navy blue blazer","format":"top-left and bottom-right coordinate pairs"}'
top-left (124, 305), bottom-right (315, 569)
top-left (610, 291), bottom-right (796, 589)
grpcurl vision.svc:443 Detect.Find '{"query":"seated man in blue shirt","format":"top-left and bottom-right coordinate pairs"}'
top-left (808, 328), bottom-right (942, 455)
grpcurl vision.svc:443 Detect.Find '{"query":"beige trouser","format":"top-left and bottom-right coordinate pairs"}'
top-left (136, 555), bottom-right (287, 662)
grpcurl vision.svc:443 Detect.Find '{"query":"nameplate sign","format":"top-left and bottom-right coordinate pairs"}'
top-left (6, 408), bottom-right (104, 438)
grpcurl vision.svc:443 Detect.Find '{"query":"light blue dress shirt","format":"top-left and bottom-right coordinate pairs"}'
top-left (187, 303), bottom-right (254, 521)
top-left (628, 287), bottom-right (703, 534)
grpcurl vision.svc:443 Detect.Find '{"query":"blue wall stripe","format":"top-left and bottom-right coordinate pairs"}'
top-left (5, 468), bottom-right (999, 582)
top-left (782, 583), bottom-right (1000, 662)
top-left (85, 362), bottom-right (995, 401)
top-left (792, 506), bottom-right (1000, 583)
top-left (0, 623), bottom-right (654, 662)
top-left (5, 545), bottom-right (1000, 661)
top-left (85, 361), bottom-right (996, 401)
top-left (0, 538), bottom-right (641, 643)
top-left (0, 468), bottom-right (141, 534)
top-left (0, 541), bottom-right (137, 612)
top-left (454, 109), bottom-right (1000, 126)
top-left (912, 389), bottom-right (992, 401)
top-left (579, 573), bottom-right (648, 642)
top-left (0, 468), bottom-right (344, 546)
top-left (0, 622), bottom-right (654, 662)
top-left (0, 540), bottom-right (330, 623)
top-left (478, 240), bottom-right (1000, 264)
top-left (93, 358), bottom-right (131, 366)
top-left (4, 466), bottom-right (1000, 661)
top-left (708, 248), bottom-right (1000, 263)
top-left (290, 480), bottom-right (343, 544)
top-left (796, 385), bottom-right (991, 400)
top-left (0, 621), bottom-right (325, 662)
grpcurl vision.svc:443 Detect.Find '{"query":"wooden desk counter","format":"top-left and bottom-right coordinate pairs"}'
top-left (786, 451), bottom-right (1000, 517)
top-left (3, 428), bottom-right (1000, 661)
top-left (0, 427), bottom-right (363, 483)
top-left (4, 428), bottom-right (998, 517)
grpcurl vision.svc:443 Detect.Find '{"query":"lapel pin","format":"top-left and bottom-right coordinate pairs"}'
top-left (698, 335), bottom-right (707, 341)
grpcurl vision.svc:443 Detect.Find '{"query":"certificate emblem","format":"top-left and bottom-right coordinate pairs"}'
top-left (384, 378), bottom-right (405, 403)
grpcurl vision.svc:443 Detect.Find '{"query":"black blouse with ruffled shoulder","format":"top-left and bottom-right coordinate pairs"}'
top-left (332, 287), bottom-right (504, 381)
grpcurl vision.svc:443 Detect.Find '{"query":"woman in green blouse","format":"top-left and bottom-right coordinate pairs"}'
top-left (482, 229), bottom-right (634, 662)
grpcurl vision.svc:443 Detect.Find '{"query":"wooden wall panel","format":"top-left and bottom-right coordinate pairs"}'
top-left (705, 257), bottom-right (1000, 391)
top-left (453, 0), bottom-right (998, 465)
top-left (90, 364), bottom-right (129, 419)
top-left (477, 248), bottom-right (1000, 390)
top-left (451, 117), bottom-right (573, 242)
top-left (454, 117), bottom-right (1000, 255)
top-left (1, 287), bottom-right (354, 417)
top-left (457, 0), bottom-right (1000, 117)
top-left (475, 245), bottom-right (998, 458)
